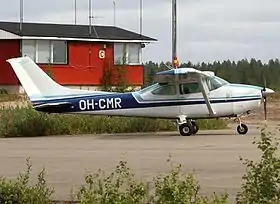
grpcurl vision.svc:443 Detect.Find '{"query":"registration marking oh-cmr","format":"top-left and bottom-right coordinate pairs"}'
top-left (78, 97), bottom-right (122, 110)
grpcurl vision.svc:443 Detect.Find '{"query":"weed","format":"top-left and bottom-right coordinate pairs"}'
top-left (236, 125), bottom-right (280, 203)
top-left (0, 158), bottom-right (54, 203)
top-left (75, 155), bottom-right (229, 204)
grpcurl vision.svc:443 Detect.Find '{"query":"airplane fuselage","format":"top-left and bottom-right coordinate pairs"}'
top-left (32, 83), bottom-right (263, 119)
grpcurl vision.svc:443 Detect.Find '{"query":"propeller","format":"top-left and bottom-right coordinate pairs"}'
top-left (262, 75), bottom-right (267, 121)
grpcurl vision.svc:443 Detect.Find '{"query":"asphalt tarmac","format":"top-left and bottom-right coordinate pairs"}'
top-left (0, 123), bottom-right (279, 203)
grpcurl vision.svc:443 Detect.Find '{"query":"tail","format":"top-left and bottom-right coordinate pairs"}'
top-left (7, 56), bottom-right (107, 103)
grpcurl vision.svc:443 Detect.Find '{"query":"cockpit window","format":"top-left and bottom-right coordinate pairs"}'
top-left (152, 84), bottom-right (176, 95)
top-left (179, 82), bottom-right (200, 94)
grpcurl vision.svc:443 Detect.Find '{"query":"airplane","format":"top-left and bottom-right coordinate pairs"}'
top-left (6, 56), bottom-right (275, 136)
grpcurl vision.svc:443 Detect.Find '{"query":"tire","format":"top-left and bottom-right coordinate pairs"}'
top-left (237, 123), bottom-right (248, 135)
top-left (179, 123), bottom-right (194, 136)
top-left (191, 121), bottom-right (199, 135)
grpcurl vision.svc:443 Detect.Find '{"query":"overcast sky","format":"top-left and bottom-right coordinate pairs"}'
top-left (1, 0), bottom-right (280, 64)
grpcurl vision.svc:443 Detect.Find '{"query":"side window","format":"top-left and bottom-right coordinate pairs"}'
top-left (152, 84), bottom-right (176, 95)
top-left (180, 82), bottom-right (200, 95)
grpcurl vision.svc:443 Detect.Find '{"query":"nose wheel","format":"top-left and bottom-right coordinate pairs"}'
top-left (178, 120), bottom-right (199, 136)
top-left (237, 123), bottom-right (248, 135)
top-left (234, 117), bottom-right (248, 135)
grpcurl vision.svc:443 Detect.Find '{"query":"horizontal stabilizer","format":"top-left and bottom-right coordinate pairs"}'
top-left (33, 102), bottom-right (73, 113)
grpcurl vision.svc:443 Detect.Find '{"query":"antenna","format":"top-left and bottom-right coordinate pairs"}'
top-left (88, 0), bottom-right (101, 38)
top-left (140, 0), bottom-right (143, 37)
top-left (19, 0), bottom-right (23, 58)
top-left (172, 0), bottom-right (177, 68)
top-left (113, 1), bottom-right (116, 26)
top-left (74, 0), bottom-right (77, 24)
top-left (88, 0), bottom-right (92, 35)
top-left (20, 0), bottom-right (23, 35)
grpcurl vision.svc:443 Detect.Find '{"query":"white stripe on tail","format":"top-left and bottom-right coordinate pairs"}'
top-left (7, 56), bottom-right (109, 102)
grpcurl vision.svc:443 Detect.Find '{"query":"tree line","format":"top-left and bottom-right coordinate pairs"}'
top-left (143, 58), bottom-right (280, 90)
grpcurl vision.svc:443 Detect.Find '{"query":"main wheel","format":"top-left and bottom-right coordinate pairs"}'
top-left (191, 121), bottom-right (199, 135)
top-left (237, 123), bottom-right (248, 135)
top-left (179, 123), bottom-right (194, 136)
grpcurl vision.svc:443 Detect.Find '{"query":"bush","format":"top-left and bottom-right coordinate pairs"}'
top-left (150, 156), bottom-right (229, 204)
top-left (0, 158), bottom-right (54, 204)
top-left (76, 160), bottom-right (148, 204)
top-left (0, 106), bottom-right (228, 137)
top-left (236, 126), bottom-right (280, 203)
top-left (75, 155), bottom-right (229, 204)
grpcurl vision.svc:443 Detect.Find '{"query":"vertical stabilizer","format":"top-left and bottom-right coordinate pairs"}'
top-left (7, 56), bottom-right (107, 102)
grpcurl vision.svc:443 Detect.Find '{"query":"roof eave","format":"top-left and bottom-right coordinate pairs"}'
top-left (19, 36), bottom-right (157, 43)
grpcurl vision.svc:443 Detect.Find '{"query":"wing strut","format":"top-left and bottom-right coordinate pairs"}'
top-left (198, 76), bottom-right (216, 116)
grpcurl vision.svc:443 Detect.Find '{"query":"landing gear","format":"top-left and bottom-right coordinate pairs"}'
top-left (178, 120), bottom-right (199, 136)
top-left (237, 123), bottom-right (248, 135)
top-left (234, 116), bottom-right (248, 135)
top-left (191, 121), bottom-right (199, 135)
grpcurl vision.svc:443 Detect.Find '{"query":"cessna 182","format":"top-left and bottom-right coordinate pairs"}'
top-left (7, 56), bottom-right (275, 136)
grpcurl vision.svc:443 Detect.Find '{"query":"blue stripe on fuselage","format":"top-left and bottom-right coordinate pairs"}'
top-left (31, 93), bottom-right (261, 113)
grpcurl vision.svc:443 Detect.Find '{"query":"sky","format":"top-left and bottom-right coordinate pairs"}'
top-left (1, 0), bottom-right (280, 64)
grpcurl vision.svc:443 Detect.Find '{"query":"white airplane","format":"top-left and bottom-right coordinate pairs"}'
top-left (7, 56), bottom-right (275, 136)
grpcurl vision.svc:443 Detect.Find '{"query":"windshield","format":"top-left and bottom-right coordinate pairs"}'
top-left (206, 76), bottom-right (229, 91)
top-left (138, 83), bottom-right (160, 94)
top-left (213, 76), bottom-right (229, 85)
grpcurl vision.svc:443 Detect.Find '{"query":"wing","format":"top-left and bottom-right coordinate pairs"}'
top-left (154, 68), bottom-right (216, 116)
top-left (154, 68), bottom-right (214, 83)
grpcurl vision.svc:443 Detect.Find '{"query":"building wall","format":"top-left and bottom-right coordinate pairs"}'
top-left (0, 39), bottom-right (19, 85)
top-left (40, 41), bottom-right (144, 86)
top-left (0, 39), bottom-right (144, 93)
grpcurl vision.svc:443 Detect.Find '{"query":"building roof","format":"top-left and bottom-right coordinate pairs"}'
top-left (0, 21), bottom-right (157, 43)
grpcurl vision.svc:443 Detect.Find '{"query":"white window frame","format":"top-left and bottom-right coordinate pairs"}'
top-left (113, 43), bottom-right (142, 65)
top-left (21, 39), bottom-right (68, 64)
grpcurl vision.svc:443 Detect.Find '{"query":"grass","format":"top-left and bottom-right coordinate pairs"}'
top-left (0, 90), bottom-right (229, 137)
top-left (0, 104), bottom-right (228, 137)
top-left (0, 90), bottom-right (23, 102)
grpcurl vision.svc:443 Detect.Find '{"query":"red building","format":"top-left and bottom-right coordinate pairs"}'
top-left (0, 21), bottom-right (157, 93)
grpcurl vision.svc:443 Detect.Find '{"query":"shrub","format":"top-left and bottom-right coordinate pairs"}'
top-left (0, 158), bottom-right (54, 204)
top-left (236, 125), bottom-right (280, 203)
top-left (76, 160), bottom-right (148, 204)
top-left (75, 155), bottom-right (229, 204)
top-left (0, 106), bottom-right (227, 137)
top-left (149, 155), bottom-right (229, 204)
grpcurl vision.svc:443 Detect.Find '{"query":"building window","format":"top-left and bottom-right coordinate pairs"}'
top-left (53, 41), bottom-right (67, 64)
top-left (21, 39), bottom-right (68, 64)
top-left (128, 44), bottom-right (140, 64)
top-left (22, 40), bottom-right (36, 61)
top-left (114, 43), bottom-right (141, 65)
top-left (114, 43), bottom-right (125, 64)
top-left (37, 40), bottom-right (51, 63)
